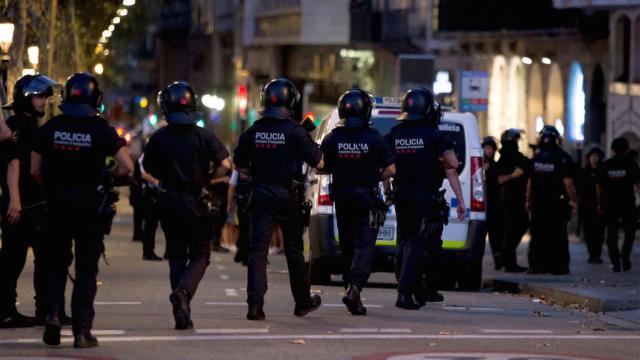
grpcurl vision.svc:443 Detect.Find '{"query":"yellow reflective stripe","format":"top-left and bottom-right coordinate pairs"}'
top-left (442, 240), bottom-right (466, 249)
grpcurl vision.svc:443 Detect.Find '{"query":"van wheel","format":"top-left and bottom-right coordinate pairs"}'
top-left (310, 258), bottom-right (331, 285)
top-left (458, 260), bottom-right (482, 291)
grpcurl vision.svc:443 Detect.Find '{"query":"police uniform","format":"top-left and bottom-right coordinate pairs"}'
top-left (528, 126), bottom-right (575, 274)
top-left (34, 73), bottom-right (128, 348)
top-left (495, 129), bottom-right (530, 272)
top-left (230, 169), bottom-right (251, 266)
top-left (143, 81), bottom-right (229, 329)
top-left (599, 138), bottom-right (639, 272)
top-left (137, 156), bottom-right (162, 261)
top-left (579, 146), bottom-right (605, 263)
top-left (320, 89), bottom-right (394, 315)
top-left (482, 137), bottom-right (503, 270)
top-left (386, 88), bottom-right (453, 309)
top-left (233, 78), bottom-right (322, 320)
top-left (0, 75), bottom-right (59, 327)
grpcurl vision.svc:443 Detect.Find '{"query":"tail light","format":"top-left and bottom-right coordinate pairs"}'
top-left (470, 156), bottom-right (485, 212)
top-left (317, 175), bottom-right (332, 206)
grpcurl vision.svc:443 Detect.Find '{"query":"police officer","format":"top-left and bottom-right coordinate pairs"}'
top-left (234, 78), bottom-right (323, 320)
top-left (138, 155), bottom-right (163, 261)
top-left (598, 137), bottom-right (639, 272)
top-left (32, 72), bottom-right (134, 348)
top-left (209, 169), bottom-right (231, 253)
top-left (495, 129), bottom-right (530, 273)
top-left (143, 81), bottom-right (231, 329)
top-left (482, 136), bottom-right (503, 270)
top-left (526, 125), bottom-right (578, 275)
top-left (228, 168), bottom-right (251, 266)
top-left (579, 144), bottom-right (605, 263)
top-left (320, 89), bottom-right (395, 315)
top-left (0, 74), bottom-right (59, 328)
top-left (386, 88), bottom-right (466, 309)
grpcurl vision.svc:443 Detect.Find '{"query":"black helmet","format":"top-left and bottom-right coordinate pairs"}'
top-left (3, 74), bottom-right (60, 116)
top-left (481, 136), bottom-right (497, 150)
top-left (397, 87), bottom-right (441, 125)
top-left (337, 89), bottom-right (373, 128)
top-left (60, 72), bottom-right (103, 118)
top-left (611, 137), bottom-right (630, 154)
top-left (259, 78), bottom-right (300, 120)
top-left (500, 128), bottom-right (523, 153)
top-left (585, 143), bottom-right (605, 160)
top-left (157, 81), bottom-right (201, 125)
top-left (538, 125), bottom-right (562, 149)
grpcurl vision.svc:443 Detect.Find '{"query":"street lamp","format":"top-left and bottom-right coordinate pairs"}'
top-left (123, 0), bottom-right (135, 6)
top-left (27, 46), bottom-right (39, 68)
top-left (94, 63), bottom-right (104, 75)
top-left (0, 23), bottom-right (14, 61)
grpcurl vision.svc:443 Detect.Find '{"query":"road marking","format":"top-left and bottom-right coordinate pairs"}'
top-left (220, 274), bottom-right (230, 280)
top-left (225, 289), bottom-right (239, 297)
top-left (340, 328), bottom-right (411, 333)
top-left (216, 265), bottom-right (226, 270)
top-left (481, 329), bottom-right (553, 334)
top-left (2, 334), bottom-right (640, 345)
top-left (94, 301), bottom-right (142, 305)
top-left (195, 328), bottom-right (269, 334)
top-left (61, 330), bottom-right (126, 336)
top-left (443, 306), bottom-right (503, 312)
top-left (206, 302), bottom-right (244, 306)
top-left (323, 303), bottom-right (384, 308)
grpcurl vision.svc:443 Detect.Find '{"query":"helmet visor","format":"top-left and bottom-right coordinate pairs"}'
top-left (23, 75), bottom-right (62, 98)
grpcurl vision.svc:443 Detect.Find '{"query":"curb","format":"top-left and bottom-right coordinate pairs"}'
top-left (484, 278), bottom-right (640, 312)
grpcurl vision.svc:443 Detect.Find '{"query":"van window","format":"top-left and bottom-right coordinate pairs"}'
top-left (439, 121), bottom-right (466, 173)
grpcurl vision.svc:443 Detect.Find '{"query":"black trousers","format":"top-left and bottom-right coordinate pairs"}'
top-left (130, 187), bottom-right (144, 241)
top-left (235, 201), bottom-right (250, 264)
top-left (47, 190), bottom-right (102, 336)
top-left (395, 189), bottom-right (441, 295)
top-left (142, 193), bottom-right (160, 256)
top-left (158, 191), bottom-right (211, 299)
top-left (247, 185), bottom-right (310, 307)
top-left (529, 202), bottom-right (570, 273)
top-left (605, 204), bottom-right (637, 266)
top-left (581, 207), bottom-right (605, 260)
top-left (501, 209), bottom-right (529, 268)
top-left (486, 203), bottom-right (504, 267)
top-left (0, 203), bottom-right (49, 318)
top-left (333, 189), bottom-right (377, 290)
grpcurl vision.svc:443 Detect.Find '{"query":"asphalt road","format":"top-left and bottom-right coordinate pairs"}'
top-left (1, 213), bottom-right (639, 360)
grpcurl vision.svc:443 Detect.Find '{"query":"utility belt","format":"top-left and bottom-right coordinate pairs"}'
top-left (329, 184), bottom-right (388, 231)
top-left (291, 178), bottom-right (312, 227)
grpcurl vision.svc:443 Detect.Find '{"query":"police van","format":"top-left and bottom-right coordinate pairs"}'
top-left (305, 97), bottom-right (487, 291)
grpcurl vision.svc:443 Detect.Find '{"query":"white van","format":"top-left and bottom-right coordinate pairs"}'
top-left (305, 97), bottom-right (487, 291)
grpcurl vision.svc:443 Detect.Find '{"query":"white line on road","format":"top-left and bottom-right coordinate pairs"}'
top-left (339, 328), bottom-right (411, 333)
top-left (220, 274), bottom-right (230, 280)
top-left (94, 301), bottom-right (142, 305)
top-left (481, 329), bottom-right (553, 334)
top-left (323, 303), bottom-right (384, 308)
top-left (225, 289), bottom-right (239, 297)
top-left (3, 333), bottom-right (640, 345)
top-left (195, 329), bottom-right (269, 334)
top-left (206, 302), bottom-right (244, 306)
top-left (61, 330), bottom-right (126, 336)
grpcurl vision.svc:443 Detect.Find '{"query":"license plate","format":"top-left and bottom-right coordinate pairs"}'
top-left (377, 226), bottom-right (394, 241)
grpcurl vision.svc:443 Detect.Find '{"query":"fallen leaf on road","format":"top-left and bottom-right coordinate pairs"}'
top-left (429, 343), bottom-right (437, 347)
top-left (592, 328), bottom-right (606, 332)
top-left (532, 298), bottom-right (542, 303)
top-left (96, 281), bottom-right (103, 286)
top-left (310, 289), bottom-right (323, 295)
top-left (534, 311), bottom-right (549, 317)
top-left (290, 339), bottom-right (306, 345)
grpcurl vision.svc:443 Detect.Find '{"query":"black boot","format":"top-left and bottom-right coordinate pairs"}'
top-left (142, 252), bottom-right (163, 261)
top-left (395, 293), bottom-right (420, 310)
top-left (504, 264), bottom-right (528, 273)
top-left (73, 332), bottom-right (99, 348)
top-left (43, 313), bottom-right (61, 346)
top-left (424, 288), bottom-right (444, 302)
top-left (294, 294), bottom-right (322, 317)
top-left (342, 285), bottom-right (367, 316)
top-left (169, 289), bottom-right (192, 330)
top-left (0, 311), bottom-right (35, 328)
top-left (246, 305), bottom-right (266, 321)
top-left (623, 257), bottom-right (631, 271)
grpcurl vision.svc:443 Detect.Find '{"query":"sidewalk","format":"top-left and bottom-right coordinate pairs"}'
top-left (483, 234), bottom-right (640, 313)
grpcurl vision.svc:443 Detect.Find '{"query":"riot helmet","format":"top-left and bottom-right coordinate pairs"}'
top-left (481, 136), bottom-right (498, 151)
top-left (59, 72), bottom-right (103, 118)
top-left (259, 78), bottom-right (300, 120)
top-left (585, 143), bottom-right (605, 160)
top-left (337, 89), bottom-right (373, 128)
top-left (397, 87), bottom-right (441, 125)
top-left (3, 74), bottom-right (60, 116)
top-left (157, 81), bottom-right (201, 125)
top-left (500, 128), bottom-right (523, 154)
top-left (538, 125), bottom-right (562, 149)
